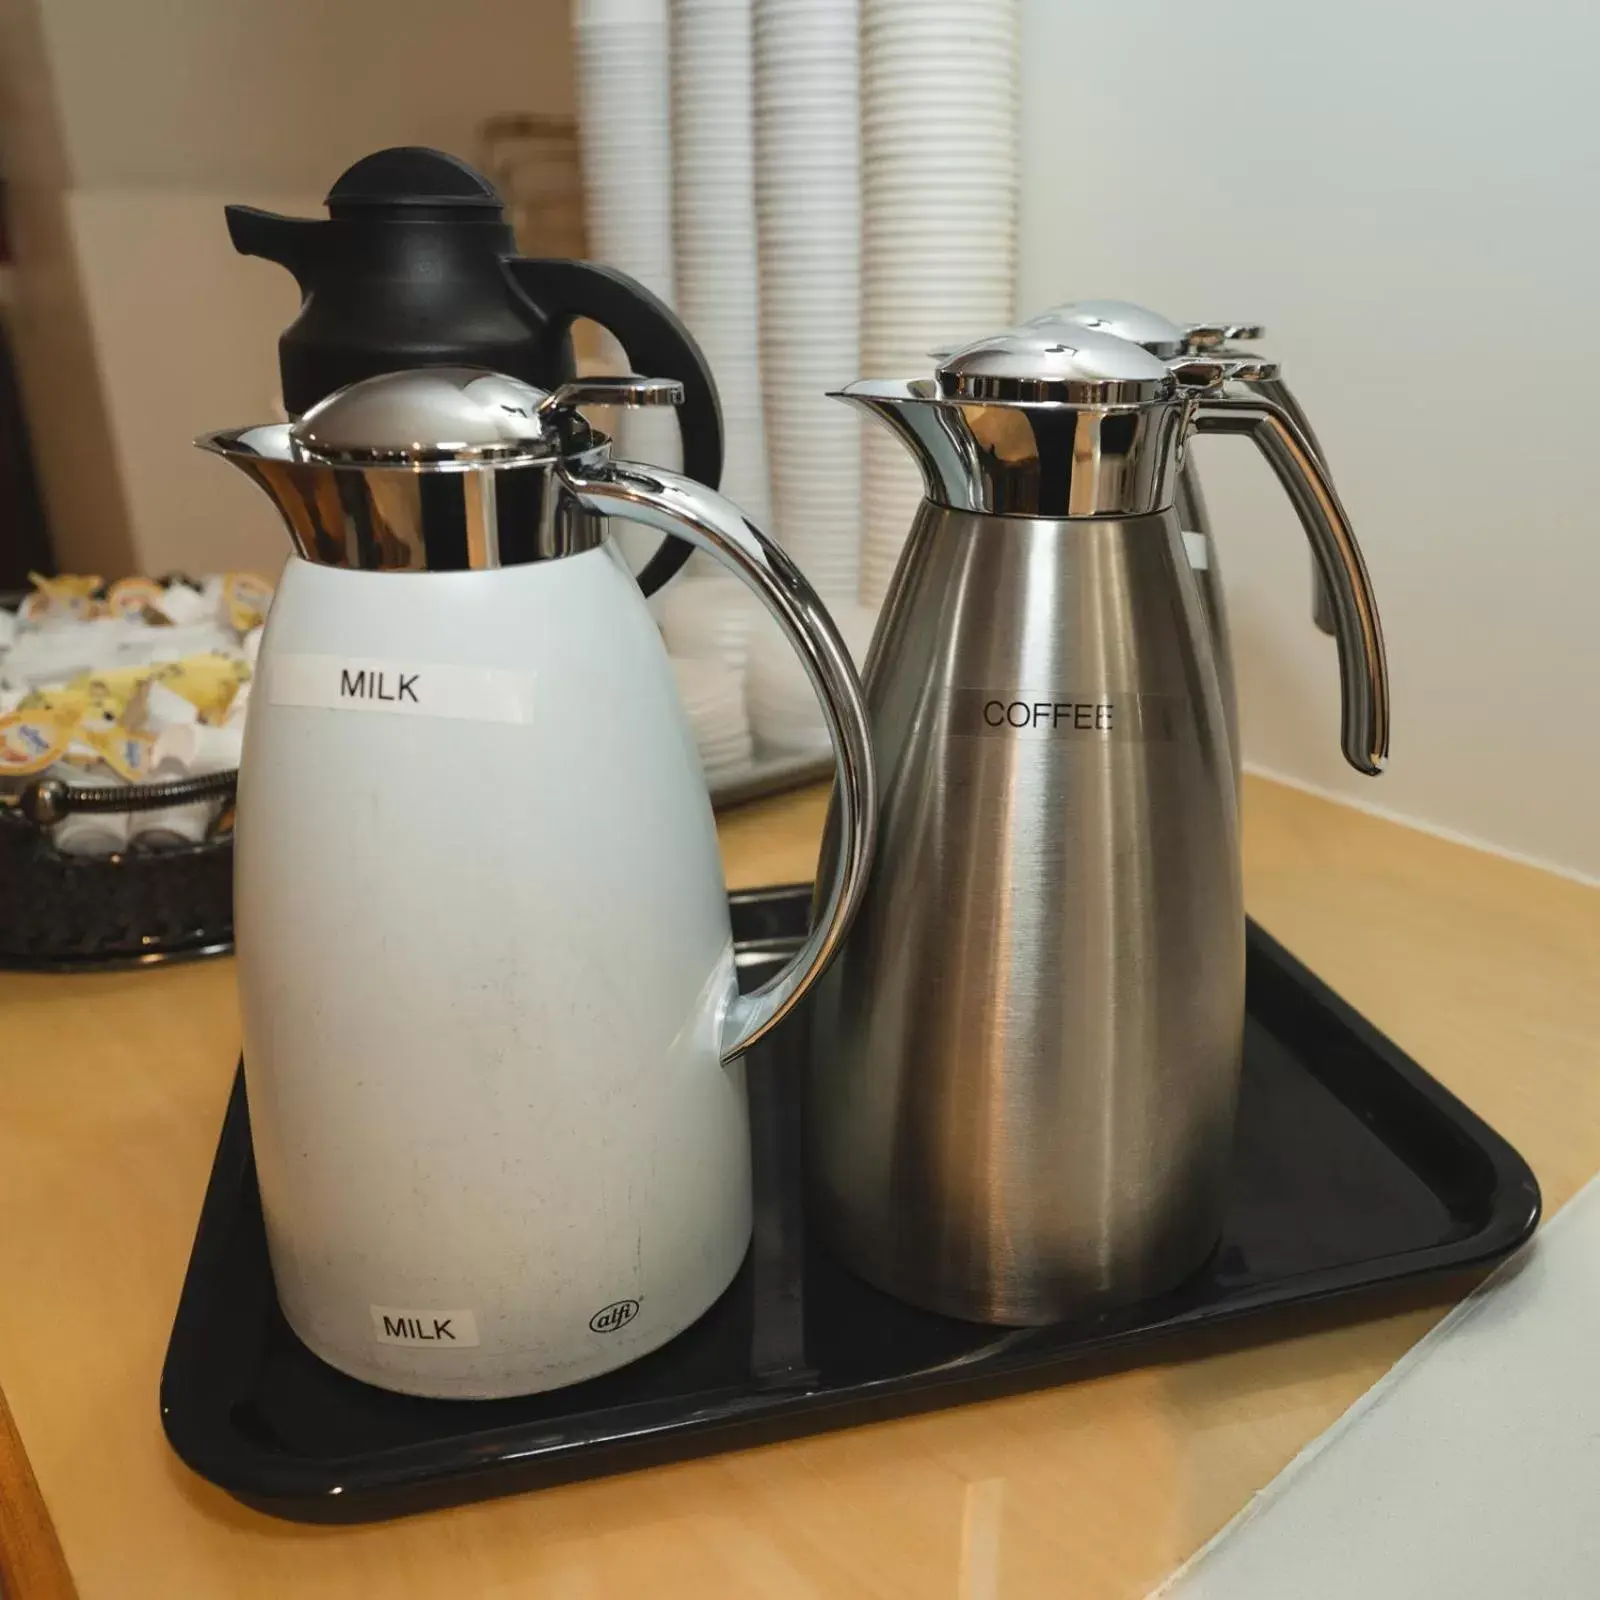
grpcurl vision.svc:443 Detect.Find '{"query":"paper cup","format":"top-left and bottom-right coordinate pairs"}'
top-left (132, 723), bottom-right (242, 848)
top-left (51, 764), bottom-right (131, 857)
top-left (658, 574), bottom-right (763, 672)
top-left (754, 0), bottom-right (863, 585)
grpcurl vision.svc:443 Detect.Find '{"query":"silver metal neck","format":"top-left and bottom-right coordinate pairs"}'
top-left (834, 379), bottom-right (1193, 519)
top-left (197, 367), bottom-right (688, 572)
top-left (846, 327), bottom-right (1276, 519)
top-left (198, 424), bottom-right (610, 571)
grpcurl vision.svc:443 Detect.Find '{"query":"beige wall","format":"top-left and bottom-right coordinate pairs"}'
top-left (0, 0), bottom-right (128, 576)
top-left (1018, 0), bottom-right (1600, 883)
top-left (68, 186), bottom-right (314, 578)
top-left (0, 0), bottom-right (574, 577)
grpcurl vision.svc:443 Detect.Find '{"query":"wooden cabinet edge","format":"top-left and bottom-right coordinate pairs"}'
top-left (0, 1382), bottom-right (76, 1599)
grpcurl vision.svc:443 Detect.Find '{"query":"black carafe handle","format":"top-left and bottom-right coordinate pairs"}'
top-left (504, 258), bottom-right (724, 595)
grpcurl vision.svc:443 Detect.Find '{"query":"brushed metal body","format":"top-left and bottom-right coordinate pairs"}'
top-left (808, 502), bottom-right (1244, 1325)
top-left (1175, 459), bottom-right (1239, 778)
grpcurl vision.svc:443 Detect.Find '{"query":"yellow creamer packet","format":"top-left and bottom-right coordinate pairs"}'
top-left (84, 724), bottom-right (155, 783)
top-left (223, 572), bottom-right (274, 634)
top-left (198, 690), bottom-right (242, 728)
top-left (106, 576), bottom-right (166, 619)
top-left (64, 664), bottom-right (159, 716)
top-left (73, 700), bottom-right (123, 739)
top-left (158, 653), bottom-right (250, 721)
top-left (30, 571), bottom-right (102, 599)
top-left (0, 710), bottom-right (72, 776)
top-left (16, 683), bottom-right (92, 721)
top-left (18, 572), bottom-right (104, 625)
top-left (18, 590), bottom-right (96, 624)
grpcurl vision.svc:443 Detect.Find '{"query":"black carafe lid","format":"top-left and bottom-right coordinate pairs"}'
top-left (225, 146), bottom-right (723, 594)
top-left (324, 146), bottom-right (505, 217)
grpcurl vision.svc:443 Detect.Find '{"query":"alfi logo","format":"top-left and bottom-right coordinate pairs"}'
top-left (589, 1299), bottom-right (641, 1334)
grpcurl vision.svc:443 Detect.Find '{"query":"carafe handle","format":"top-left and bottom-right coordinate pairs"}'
top-left (557, 458), bottom-right (877, 1061)
top-left (1194, 394), bottom-right (1389, 775)
top-left (1180, 324), bottom-right (1341, 637)
top-left (1246, 376), bottom-right (1340, 636)
top-left (506, 258), bottom-right (724, 597)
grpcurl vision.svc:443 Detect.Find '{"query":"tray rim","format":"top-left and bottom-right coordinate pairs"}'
top-left (160, 890), bottom-right (1542, 1521)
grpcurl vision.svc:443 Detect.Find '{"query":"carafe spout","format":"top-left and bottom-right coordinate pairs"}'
top-left (225, 206), bottom-right (324, 292)
top-left (831, 380), bottom-right (977, 510)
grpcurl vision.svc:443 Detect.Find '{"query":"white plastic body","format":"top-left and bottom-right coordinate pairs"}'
top-left (236, 548), bottom-right (751, 1399)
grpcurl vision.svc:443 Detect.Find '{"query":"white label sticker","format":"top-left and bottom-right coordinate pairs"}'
top-left (1181, 529), bottom-right (1210, 571)
top-left (269, 654), bottom-right (535, 725)
top-left (370, 1306), bottom-right (480, 1348)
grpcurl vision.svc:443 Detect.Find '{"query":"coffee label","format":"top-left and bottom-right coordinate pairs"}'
top-left (948, 690), bottom-right (1183, 742)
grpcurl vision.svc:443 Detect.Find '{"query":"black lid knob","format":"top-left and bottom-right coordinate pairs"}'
top-left (326, 147), bottom-right (505, 219)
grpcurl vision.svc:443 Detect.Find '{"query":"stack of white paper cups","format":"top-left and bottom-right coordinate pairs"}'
top-left (752, 0), bottom-right (863, 603)
top-left (671, 0), bottom-right (772, 532)
top-left (574, 0), bottom-right (683, 497)
top-left (746, 598), bottom-right (879, 757)
top-left (859, 0), bottom-right (1021, 607)
top-left (657, 570), bottom-right (763, 674)
top-left (670, 656), bottom-right (756, 782)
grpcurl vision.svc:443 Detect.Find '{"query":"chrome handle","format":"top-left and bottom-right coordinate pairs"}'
top-left (1194, 394), bottom-right (1389, 775)
top-left (1170, 354), bottom-right (1279, 388)
top-left (557, 457), bottom-right (877, 1060)
top-left (541, 375), bottom-right (685, 413)
top-left (1181, 321), bottom-right (1265, 351)
top-left (1243, 375), bottom-right (1339, 636)
top-left (1181, 350), bottom-right (1340, 637)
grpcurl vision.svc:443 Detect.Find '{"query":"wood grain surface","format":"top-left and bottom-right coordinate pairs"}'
top-left (0, 1380), bottom-right (75, 1599)
top-left (0, 774), bottom-right (1593, 1599)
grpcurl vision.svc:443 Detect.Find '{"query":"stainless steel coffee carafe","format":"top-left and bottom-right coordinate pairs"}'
top-left (1024, 301), bottom-right (1339, 774)
top-left (806, 328), bottom-right (1388, 1325)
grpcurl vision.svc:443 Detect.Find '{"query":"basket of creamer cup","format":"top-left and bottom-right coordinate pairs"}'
top-left (0, 571), bottom-right (268, 968)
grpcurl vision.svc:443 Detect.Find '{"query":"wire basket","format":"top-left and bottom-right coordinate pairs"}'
top-left (0, 770), bottom-right (237, 969)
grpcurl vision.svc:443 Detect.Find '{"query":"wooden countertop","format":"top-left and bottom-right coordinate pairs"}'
top-left (0, 775), bottom-right (1595, 1599)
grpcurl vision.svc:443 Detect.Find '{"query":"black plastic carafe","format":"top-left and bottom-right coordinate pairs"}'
top-left (227, 146), bottom-right (722, 593)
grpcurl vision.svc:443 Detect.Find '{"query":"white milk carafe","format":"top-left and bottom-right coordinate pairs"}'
top-left (200, 368), bottom-right (874, 1399)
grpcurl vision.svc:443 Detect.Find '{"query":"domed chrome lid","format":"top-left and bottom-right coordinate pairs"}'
top-left (1024, 300), bottom-right (1264, 359)
top-left (290, 367), bottom-right (564, 466)
top-left (935, 327), bottom-right (1176, 406)
top-left (202, 368), bottom-right (686, 475)
top-left (197, 368), bottom-right (686, 572)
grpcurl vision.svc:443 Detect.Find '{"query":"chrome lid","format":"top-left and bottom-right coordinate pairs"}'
top-left (839, 331), bottom-right (1277, 519)
top-left (1025, 300), bottom-right (1264, 359)
top-left (196, 368), bottom-right (696, 572)
top-left (289, 367), bottom-right (567, 467)
top-left (935, 328), bottom-right (1176, 406)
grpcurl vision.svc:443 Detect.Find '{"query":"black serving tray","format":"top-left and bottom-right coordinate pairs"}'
top-left (161, 887), bottom-right (1540, 1524)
